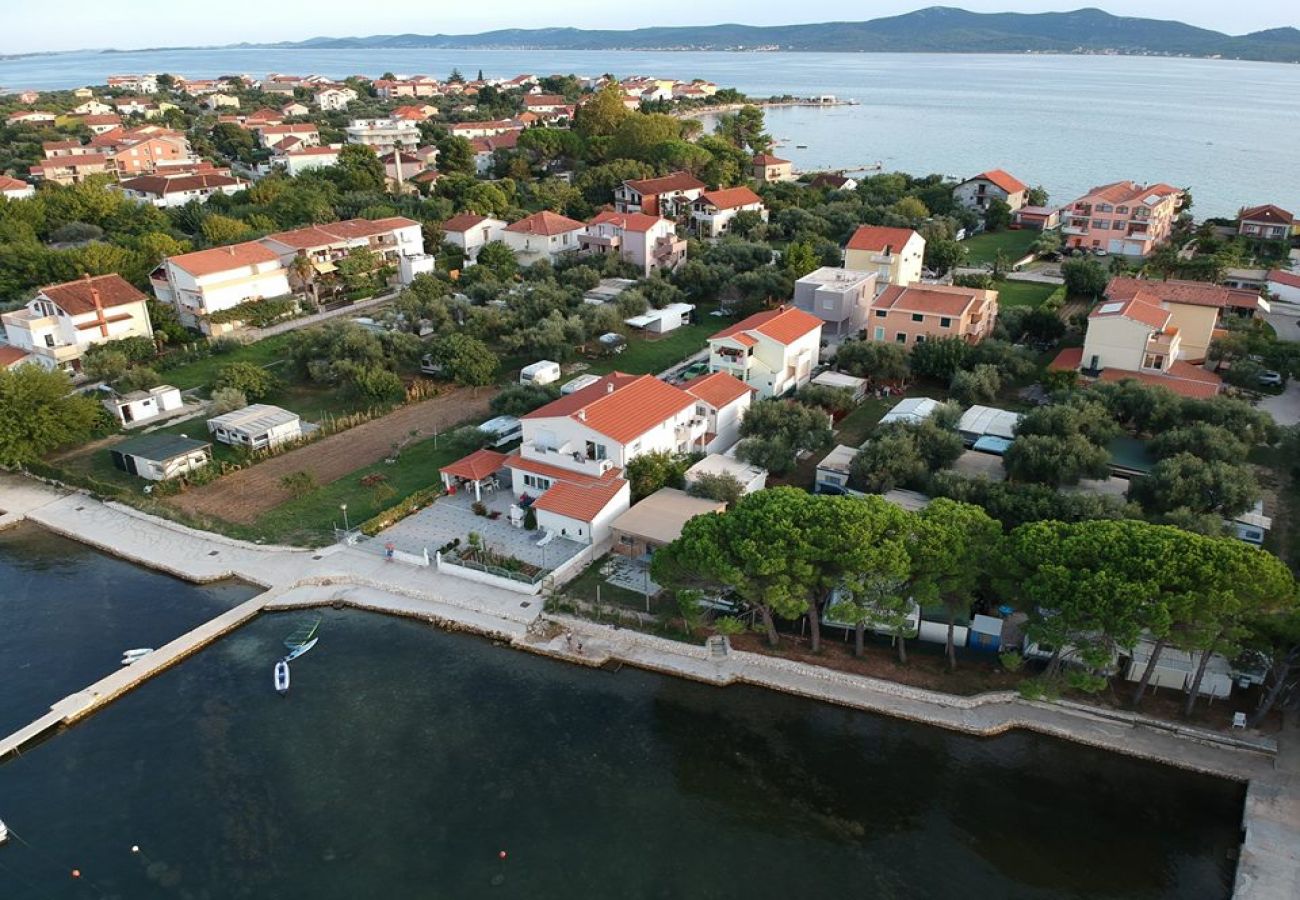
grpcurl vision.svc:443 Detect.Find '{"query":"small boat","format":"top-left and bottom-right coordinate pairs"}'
top-left (274, 660), bottom-right (290, 695)
top-left (283, 617), bottom-right (322, 651)
top-left (0, 817), bottom-right (8, 844)
top-left (796, 144), bottom-right (808, 149)
top-left (283, 636), bottom-right (318, 663)
top-left (121, 648), bottom-right (153, 666)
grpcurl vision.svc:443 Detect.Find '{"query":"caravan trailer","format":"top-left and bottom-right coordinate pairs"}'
top-left (519, 360), bottom-right (561, 386)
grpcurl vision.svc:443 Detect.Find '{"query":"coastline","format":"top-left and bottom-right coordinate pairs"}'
top-left (1, 473), bottom-right (1297, 897)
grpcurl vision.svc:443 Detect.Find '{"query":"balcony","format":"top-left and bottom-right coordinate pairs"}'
top-left (580, 233), bottom-right (621, 250)
top-left (653, 235), bottom-right (687, 260)
top-left (1061, 221), bottom-right (1089, 236)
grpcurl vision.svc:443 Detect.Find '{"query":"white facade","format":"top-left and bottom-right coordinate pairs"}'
top-left (503, 224), bottom-right (585, 266)
top-left (316, 87), bottom-right (358, 111)
top-left (344, 118), bottom-right (421, 155)
top-left (102, 384), bottom-right (184, 427)
top-left (443, 217), bottom-right (507, 264)
top-left (707, 309), bottom-right (824, 400)
top-left (207, 404), bottom-right (303, 451)
top-left (273, 146), bottom-right (342, 177)
top-left (843, 230), bottom-right (926, 287)
top-left (1, 277), bottom-right (154, 372)
top-left (153, 244), bottom-right (291, 332)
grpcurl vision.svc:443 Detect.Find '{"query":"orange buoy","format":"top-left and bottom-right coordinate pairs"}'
top-left (71, 869), bottom-right (81, 878)
top-left (498, 850), bottom-right (507, 860)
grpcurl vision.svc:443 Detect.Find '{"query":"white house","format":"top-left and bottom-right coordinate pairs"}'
top-left (201, 93), bottom-right (241, 111)
top-left (258, 217), bottom-right (426, 271)
top-left (101, 384), bottom-right (184, 427)
top-left (843, 226), bottom-right (925, 287)
top-left (344, 118), bottom-right (421, 155)
top-left (580, 211), bottom-right (687, 276)
top-left (691, 187), bottom-right (767, 239)
top-left (1268, 269), bottom-right (1300, 306)
top-left (270, 145), bottom-right (342, 177)
top-left (316, 87), bottom-right (358, 111)
top-left (682, 371), bottom-right (755, 453)
top-left (152, 242), bottom-right (291, 333)
top-left (706, 305), bottom-right (824, 399)
top-left (256, 123), bottom-right (320, 151)
top-left (953, 169), bottom-right (1029, 214)
top-left (614, 171), bottom-right (706, 219)
top-left (117, 172), bottom-right (246, 208)
top-left (503, 210), bottom-right (586, 266)
top-left (207, 404), bottom-right (303, 451)
top-left (440, 213), bottom-right (508, 265)
top-left (0, 175), bottom-right (35, 200)
top-left (1, 274), bottom-right (154, 372)
top-left (624, 302), bottom-right (695, 335)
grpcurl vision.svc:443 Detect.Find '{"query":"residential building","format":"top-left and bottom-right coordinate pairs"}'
top-left (117, 172), bottom-right (246, 208)
top-left (1, 274), bottom-right (153, 372)
top-left (867, 283), bottom-right (998, 346)
top-left (808, 173), bottom-right (858, 192)
top-left (954, 169), bottom-right (1029, 213)
top-left (0, 345), bottom-right (33, 369)
top-left (684, 453), bottom-right (767, 495)
top-left (345, 118), bottom-right (421, 154)
top-left (503, 210), bottom-right (586, 266)
top-left (0, 175), bottom-right (35, 200)
top-left (107, 74), bottom-right (158, 94)
top-left (1012, 206), bottom-right (1060, 231)
top-left (610, 488), bottom-right (725, 558)
top-left (281, 102), bottom-right (311, 117)
top-left (441, 213), bottom-right (508, 265)
top-left (1061, 182), bottom-right (1184, 257)
top-left (6, 111), bottom-right (57, 126)
top-left (449, 120), bottom-right (522, 140)
top-left (1268, 269), bottom-right (1300, 305)
top-left (201, 94), bottom-right (240, 111)
top-left (110, 434), bottom-right (211, 482)
top-left (793, 267), bottom-right (878, 337)
top-left (752, 152), bottom-right (794, 183)
top-left (152, 242), bottom-right (291, 332)
top-left (379, 151), bottom-right (426, 190)
top-left (269, 144), bottom-right (343, 177)
top-left (92, 127), bottom-right (195, 176)
top-left (29, 154), bottom-right (113, 185)
top-left (259, 218), bottom-right (426, 272)
top-left (469, 131), bottom-right (520, 174)
top-left (691, 187), bottom-right (767, 239)
top-left (72, 100), bottom-right (113, 116)
top-left (1237, 205), bottom-right (1295, 242)
top-left (316, 87), bottom-right (358, 111)
top-left (256, 123), bottom-right (320, 151)
top-left (101, 384), bottom-right (184, 427)
top-left (207, 404), bottom-right (303, 451)
top-left (706, 305), bottom-right (823, 399)
top-left (682, 371), bottom-right (754, 452)
top-left (522, 94), bottom-right (569, 114)
top-left (614, 171), bottom-right (707, 219)
top-left (843, 226), bottom-right (925, 287)
top-left (1101, 276), bottom-right (1268, 362)
top-left (580, 211), bottom-right (687, 276)
top-left (78, 114), bottom-right (124, 135)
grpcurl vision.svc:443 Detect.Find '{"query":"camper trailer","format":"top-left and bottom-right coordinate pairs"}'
top-left (519, 360), bottom-right (561, 386)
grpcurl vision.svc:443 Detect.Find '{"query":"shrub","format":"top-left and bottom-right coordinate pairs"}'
top-left (279, 471), bottom-right (316, 498)
top-left (209, 387), bottom-right (247, 414)
top-left (214, 361), bottom-right (277, 401)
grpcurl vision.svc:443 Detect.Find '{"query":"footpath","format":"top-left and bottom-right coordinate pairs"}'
top-left (0, 474), bottom-right (1296, 898)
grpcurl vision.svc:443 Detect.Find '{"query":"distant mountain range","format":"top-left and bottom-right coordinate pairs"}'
top-left (236, 8), bottom-right (1300, 63)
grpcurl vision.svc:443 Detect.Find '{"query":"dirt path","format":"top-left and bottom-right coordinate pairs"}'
top-left (169, 387), bottom-right (497, 524)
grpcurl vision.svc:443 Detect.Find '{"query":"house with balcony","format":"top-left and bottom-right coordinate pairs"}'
top-left (1061, 182), bottom-right (1184, 257)
top-left (315, 87), bottom-right (358, 111)
top-left (256, 123), bottom-right (320, 151)
top-left (2, 274), bottom-right (153, 372)
top-left (953, 169), bottom-right (1029, 214)
top-left (268, 144), bottom-right (343, 177)
top-left (706, 305), bottom-right (823, 399)
top-left (866, 284), bottom-right (998, 347)
top-left (152, 242), bottom-right (291, 333)
top-left (691, 187), bottom-right (767, 239)
top-left (614, 171), bottom-right (707, 219)
top-left (793, 267), bottom-right (878, 337)
top-left (441, 213), bottom-right (508, 265)
top-left (30, 153), bottom-right (113, 185)
top-left (345, 118), bottom-right (421, 155)
top-left (259, 218), bottom-right (426, 271)
top-left (580, 211), bottom-right (687, 276)
top-left (1237, 205), bottom-right (1295, 243)
top-left (682, 371), bottom-right (754, 453)
top-left (843, 226), bottom-right (925, 287)
top-left (1101, 276), bottom-right (1268, 362)
top-left (117, 171), bottom-right (246, 208)
top-left (503, 210), bottom-right (586, 266)
top-left (752, 153), bottom-right (794, 183)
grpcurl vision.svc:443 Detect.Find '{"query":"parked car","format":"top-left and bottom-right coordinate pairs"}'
top-left (1258, 370), bottom-right (1283, 387)
top-left (1092, 247), bottom-right (1109, 257)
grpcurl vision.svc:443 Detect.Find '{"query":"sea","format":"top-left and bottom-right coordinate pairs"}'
top-left (3, 48), bottom-right (1298, 218)
top-left (0, 524), bottom-right (1247, 897)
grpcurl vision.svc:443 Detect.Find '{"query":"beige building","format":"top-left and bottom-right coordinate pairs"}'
top-left (1, 274), bottom-right (153, 372)
top-left (610, 488), bottom-right (725, 558)
top-left (752, 152), bottom-right (794, 183)
top-left (843, 226), bottom-right (925, 287)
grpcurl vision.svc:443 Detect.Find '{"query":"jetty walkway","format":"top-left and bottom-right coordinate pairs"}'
top-left (1, 474), bottom-right (1296, 897)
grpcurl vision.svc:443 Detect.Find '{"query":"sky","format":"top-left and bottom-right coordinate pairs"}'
top-left (7, 1), bottom-right (1297, 54)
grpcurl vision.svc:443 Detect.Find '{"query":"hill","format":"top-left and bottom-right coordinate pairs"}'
top-left (263, 8), bottom-right (1300, 63)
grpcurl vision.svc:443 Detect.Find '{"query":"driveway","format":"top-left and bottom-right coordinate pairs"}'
top-left (1258, 378), bottom-right (1300, 427)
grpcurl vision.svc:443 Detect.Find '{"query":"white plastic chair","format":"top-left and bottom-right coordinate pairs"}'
top-left (1231, 712), bottom-right (1247, 730)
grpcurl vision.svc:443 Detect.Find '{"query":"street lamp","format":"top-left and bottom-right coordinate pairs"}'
top-left (340, 503), bottom-right (349, 532)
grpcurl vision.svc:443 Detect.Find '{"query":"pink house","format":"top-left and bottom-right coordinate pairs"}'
top-left (580, 211), bottom-right (687, 275)
top-left (866, 284), bottom-right (998, 346)
top-left (1061, 181), bottom-right (1184, 258)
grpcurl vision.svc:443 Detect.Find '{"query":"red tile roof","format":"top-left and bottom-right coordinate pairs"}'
top-left (684, 372), bottom-right (753, 409)
top-left (1106, 277), bottom-right (1263, 312)
top-left (971, 168), bottom-right (1028, 195)
top-left (710, 305), bottom-right (823, 345)
top-left (753, 153), bottom-right (790, 166)
top-left (698, 186), bottom-right (763, 211)
top-left (1049, 347), bottom-right (1083, 372)
top-left (1078, 181), bottom-right (1182, 207)
top-left (119, 172), bottom-right (242, 196)
top-left (440, 448), bottom-right (509, 482)
top-left (586, 210), bottom-right (666, 233)
top-left (874, 284), bottom-right (988, 318)
top-left (1089, 296), bottom-right (1171, 331)
top-left (1239, 204), bottom-right (1293, 225)
top-left (442, 212), bottom-right (491, 232)
top-left (505, 210), bottom-right (585, 236)
top-left (0, 345), bottom-right (32, 368)
top-left (507, 452), bottom-right (624, 488)
top-left (1267, 269), bottom-right (1300, 289)
top-left (38, 274), bottom-right (146, 316)
top-left (845, 225), bottom-right (920, 253)
top-left (1095, 362), bottom-right (1222, 399)
top-left (168, 241), bottom-right (280, 277)
top-left (624, 171), bottom-right (706, 196)
top-left (0, 175), bottom-right (30, 192)
top-left (532, 478), bottom-right (627, 523)
top-left (529, 373), bottom-right (696, 445)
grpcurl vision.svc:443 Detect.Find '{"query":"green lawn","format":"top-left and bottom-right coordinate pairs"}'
top-left (962, 229), bottom-right (1039, 266)
top-left (993, 280), bottom-right (1062, 309)
top-left (159, 334), bottom-right (297, 392)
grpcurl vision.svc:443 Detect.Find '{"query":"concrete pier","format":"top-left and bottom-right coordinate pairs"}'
top-left (2, 474), bottom-right (1297, 897)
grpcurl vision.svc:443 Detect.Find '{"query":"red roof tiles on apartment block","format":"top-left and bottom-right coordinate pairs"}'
top-left (1106, 277), bottom-right (1262, 312)
top-left (507, 452), bottom-right (625, 489)
top-left (258, 124), bottom-right (319, 135)
top-left (1080, 181), bottom-right (1182, 206)
top-left (0, 345), bottom-right (32, 367)
top-left (1239, 204), bottom-right (1294, 225)
top-left (971, 168), bottom-right (1028, 195)
top-left (531, 478), bottom-right (627, 523)
top-left (874, 284), bottom-right (989, 318)
top-left (752, 153), bottom-right (790, 166)
top-left (684, 372), bottom-right (753, 409)
top-left (586, 210), bottom-right (666, 232)
top-left (624, 171), bottom-right (707, 196)
top-left (698, 187), bottom-right (763, 211)
top-left (169, 242), bottom-right (280, 277)
top-left (31, 154), bottom-right (111, 171)
top-left (38, 274), bottom-right (146, 315)
top-left (1089, 296), bottom-right (1171, 331)
top-left (1096, 362), bottom-right (1222, 399)
top-left (505, 210), bottom-right (585, 236)
top-left (119, 172), bottom-right (242, 195)
top-left (524, 373), bottom-right (696, 445)
top-left (263, 217), bottom-right (420, 250)
top-left (0, 176), bottom-right (29, 192)
top-left (710, 305), bottom-right (823, 345)
top-left (845, 225), bottom-right (919, 253)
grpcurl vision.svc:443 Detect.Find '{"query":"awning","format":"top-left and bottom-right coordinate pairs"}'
top-left (313, 261), bottom-right (338, 274)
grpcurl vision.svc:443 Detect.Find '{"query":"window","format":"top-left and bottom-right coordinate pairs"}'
top-left (915, 335), bottom-right (926, 344)
top-left (586, 441), bottom-right (607, 461)
top-left (873, 326), bottom-right (885, 341)
top-left (895, 333), bottom-right (907, 344)
top-left (911, 313), bottom-right (923, 323)
top-left (874, 309), bottom-right (887, 318)
top-left (940, 317), bottom-right (952, 328)
top-left (523, 474), bottom-right (552, 490)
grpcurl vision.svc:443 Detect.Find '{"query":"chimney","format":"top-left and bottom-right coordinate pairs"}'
top-left (578, 409), bottom-right (587, 421)
top-left (606, 382), bottom-right (614, 394)
top-left (90, 281), bottom-right (109, 337)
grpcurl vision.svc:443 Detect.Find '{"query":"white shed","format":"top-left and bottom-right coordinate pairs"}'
top-left (625, 302), bottom-right (694, 334)
top-left (561, 373), bottom-right (602, 395)
top-left (102, 384), bottom-right (184, 428)
top-left (811, 370), bottom-right (868, 402)
top-left (958, 405), bottom-right (1021, 444)
top-left (685, 453), bottom-right (768, 495)
top-left (879, 397), bottom-right (941, 426)
top-left (1124, 639), bottom-right (1234, 699)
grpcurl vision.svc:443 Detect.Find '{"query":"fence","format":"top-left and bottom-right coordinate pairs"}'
top-left (436, 550), bottom-right (545, 595)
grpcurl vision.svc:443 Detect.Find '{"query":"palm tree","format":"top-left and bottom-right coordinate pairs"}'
top-left (288, 254), bottom-right (319, 311)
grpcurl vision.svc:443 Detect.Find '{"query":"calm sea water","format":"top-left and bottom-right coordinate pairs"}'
top-left (2, 48), bottom-right (1297, 217)
top-left (0, 526), bottom-right (1245, 898)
